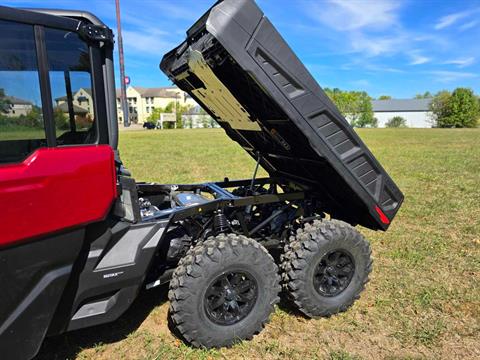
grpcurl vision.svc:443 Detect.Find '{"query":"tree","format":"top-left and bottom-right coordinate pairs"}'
top-left (429, 90), bottom-right (451, 127)
top-left (147, 101), bottom-right (192, 129)
top-left (324, 88), bottom-right (377, 128)
top-left (351, 92), bottom-right (376, 128)
top-left (23, 106), bottom-right (43, 128)
top-left (175, 102), bottom-right (193, 129)
top-left (441, 88), bottom-right (479, 128)
top-left (201, 116), bottom-right (210, 128)
top-left (378, 95), bottom-right (392, 100)
top-left (430, 88), bottom-right (479, 128)
top-left (147, 107), bottom-right (162, 123)
top-left (0, 88), bottom-right (11, 114)
top-left (324, 88), bottom-right (358, 116)
top-left (385, 116), bottom-right (407, 128)
top-left (53, 108), bottom-right (70, 130)
top-left (415, 91), bottom-right (432, 99)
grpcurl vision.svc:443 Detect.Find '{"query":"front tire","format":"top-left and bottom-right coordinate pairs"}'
top-left (168, 234), bottom-right (280, 348)
top-left (281, 219), bottom-right (372, 318)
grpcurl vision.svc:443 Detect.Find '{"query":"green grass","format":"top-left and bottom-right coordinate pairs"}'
top-left (118, 128), bottom-right (268, 183)
top-left (0, 127), bottom-right (45, 140)
top-left (37, 128), bottom-right (480, 359)
top-left (0, 127), bottom-right (74, 141)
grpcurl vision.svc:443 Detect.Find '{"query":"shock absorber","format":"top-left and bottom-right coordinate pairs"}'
top-left (213, 210), bottom-right (229, 234)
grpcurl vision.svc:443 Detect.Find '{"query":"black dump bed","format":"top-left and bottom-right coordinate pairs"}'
top-left (160, 0), bottom-right (403, 230)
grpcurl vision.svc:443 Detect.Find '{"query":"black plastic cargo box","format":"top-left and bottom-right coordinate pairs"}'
top-left (160, 0), bottom-right (404, 231)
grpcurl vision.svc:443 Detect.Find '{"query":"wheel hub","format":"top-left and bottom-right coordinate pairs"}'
top-left (225, 289), bottom-right (236, 301)
top-left (204, 271), bottom-right (258, 325)
top-left (326, 265), bottom-right (336, 274)
top-left (313, 250), bottom-right (355, 297)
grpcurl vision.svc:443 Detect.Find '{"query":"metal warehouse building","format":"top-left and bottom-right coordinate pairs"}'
top-left (372, 98), bottom-right (433, 128)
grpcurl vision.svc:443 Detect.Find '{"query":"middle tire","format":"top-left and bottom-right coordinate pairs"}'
top-left (168, 233), bottom-right (280, 348)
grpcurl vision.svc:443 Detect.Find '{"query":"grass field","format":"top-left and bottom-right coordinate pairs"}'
top-left (37, 128), bottom-right (479, 360)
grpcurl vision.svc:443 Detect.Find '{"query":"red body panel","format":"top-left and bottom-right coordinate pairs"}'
top-left (0, 145), bottom-right (117, 246)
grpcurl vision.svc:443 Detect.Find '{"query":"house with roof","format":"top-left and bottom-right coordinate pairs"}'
top-left (55, 88), bottom-right (93, 118)
top-left (55, 102), bottom-right (89, 116)
top-left (116, 86), bottom-right (198, 124)
top-left (372, 98), bottom-right (433, 128)
top-left (4, 96), bottom-right (33, 117)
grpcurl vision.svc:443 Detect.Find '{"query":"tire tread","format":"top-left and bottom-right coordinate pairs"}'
top-left (280, 219), bottom-right (372, 318)
top-left (169, 233), bottom-right (280, 348)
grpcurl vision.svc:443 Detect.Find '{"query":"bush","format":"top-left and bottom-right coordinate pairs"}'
top-left (386, 116), bottom-right (407, 128)
top-left (0, 106), bottom-right (44, 129)
top-left (430, 88), bottom-right (480, 128)
top-left (75, 114), bottom-right (94, 130)
top-left (54, 108), bottom-right (70, 130)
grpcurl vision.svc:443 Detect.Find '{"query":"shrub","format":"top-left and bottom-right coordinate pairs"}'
top-left (75, 114), bottom-right (94, 130)
top-left (386, 116), bottom-right (407, 128)
top-left (0, 106), bottom-right (44, 129)
top-left (430, 88), bottom-right (480, 128)
top-left (54, 108), bottom-right (70, 130)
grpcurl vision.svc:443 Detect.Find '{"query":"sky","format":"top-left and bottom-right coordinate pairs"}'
top-left (3, 0), bottom-right (480, 99)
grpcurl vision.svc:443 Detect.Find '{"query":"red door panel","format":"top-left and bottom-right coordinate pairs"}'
top-left (0, 145), bottom-right (117, 246)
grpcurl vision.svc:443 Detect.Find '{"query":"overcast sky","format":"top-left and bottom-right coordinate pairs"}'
top-left (5, 0), bottom-right (480, 98)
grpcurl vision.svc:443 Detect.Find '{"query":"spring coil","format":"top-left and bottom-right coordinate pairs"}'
top-left (213, 211), bottom-right (229, 233)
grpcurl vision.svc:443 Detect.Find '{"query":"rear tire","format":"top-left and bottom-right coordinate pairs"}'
top-left (168, 233), bottom-right (280, 348)
top-left (281, 219), bottom-right (372, 318)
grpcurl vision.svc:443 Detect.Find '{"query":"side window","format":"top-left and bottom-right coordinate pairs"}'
top-left (44, 28), bottom-right (96, 145)
top-left (0, 20), bottom-right (45, 164)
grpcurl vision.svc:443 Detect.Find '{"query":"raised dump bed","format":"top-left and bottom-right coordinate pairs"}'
top-left (160, 0), bottom-right (403, 230)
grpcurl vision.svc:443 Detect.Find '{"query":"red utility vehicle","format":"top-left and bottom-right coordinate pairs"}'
top-left (0, 1), bottom-right (403, 359)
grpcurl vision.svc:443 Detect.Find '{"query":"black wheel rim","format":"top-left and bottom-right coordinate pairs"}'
top-left (204, 271), bottom-right (258, 326)
top-left (313, 250), bottom-right (355, 297)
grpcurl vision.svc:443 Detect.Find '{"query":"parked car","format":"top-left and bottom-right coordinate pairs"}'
top-left (143, 121), bottom-right (156, 129)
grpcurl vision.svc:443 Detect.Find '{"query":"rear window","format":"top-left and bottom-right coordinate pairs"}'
top-left (0, 20), bottom-right (45, 164)
top-left (45, 28), bottom-right (97, 145)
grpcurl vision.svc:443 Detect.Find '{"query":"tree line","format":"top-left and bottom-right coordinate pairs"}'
top-left (324, 87), bottom-right (480, 128)
top-left (146, 101), bottom-right (193, 129)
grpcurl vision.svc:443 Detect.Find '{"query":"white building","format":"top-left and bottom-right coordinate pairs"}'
top-left (55, 88), bottom-right (94, 118)
top-left (181, 105), bottom-right (219, 129)
top-left (372, 98), bottom-right (433, 128)
top-left (116, 86), bottom-right (198, 124)
top-left (5, 96), bottom-right (33, 117)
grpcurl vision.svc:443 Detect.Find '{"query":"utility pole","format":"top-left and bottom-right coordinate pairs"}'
top-left (115, 0), bottom-right (129, 127)
top-left (175, 92), bottom-right (178, 114)
top-left (174, 92), bottom-right (178, 128)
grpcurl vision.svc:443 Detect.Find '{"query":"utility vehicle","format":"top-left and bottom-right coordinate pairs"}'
top-left (0, 1), bottom-right (403, 359)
